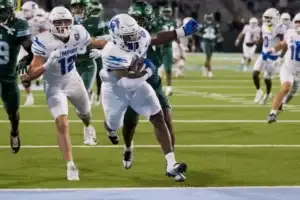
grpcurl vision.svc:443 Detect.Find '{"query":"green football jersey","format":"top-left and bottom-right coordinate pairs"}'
top-left (0, 18), bottom-right (30, 80)
top-left (198, 22), bottom-right (220, 42)
top-left (159, 17), bottom-right (176, 48)
top-left (76, 16), bottom-right (108, 66)
top-left (146, 17), bottom-right (164, 88)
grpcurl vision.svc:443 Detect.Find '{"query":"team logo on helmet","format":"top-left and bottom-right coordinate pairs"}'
top-left (110, 18), bottom-right (120, 32)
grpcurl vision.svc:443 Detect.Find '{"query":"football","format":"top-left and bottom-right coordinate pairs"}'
top-left (129, 56), bottom-right (145, 72)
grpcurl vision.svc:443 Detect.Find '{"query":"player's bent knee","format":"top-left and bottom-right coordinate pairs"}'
top-left (281, 82), bottom-right (292, 94)
top-left (55, 115), bottom-right (68, 133)
top-left (252, 70), bottom-right (260, 77)
top-left (149, 110), bottom-right (165, 125)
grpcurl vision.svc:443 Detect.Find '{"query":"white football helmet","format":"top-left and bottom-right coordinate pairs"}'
top-left (293, 13), bottom-right (300, 34)
top-left (34, 8), bottom-right (46, 20)
top-left (280, 12), bottom-right (291, 25)
top-left (249, 17), bottom-right (258, 28)
top-left (262, 8), bottom-right (280, 26)
top-left (49, 6), bottom-right (74, 38)
top-left (21, 1), bottom-right (39, 19)
top-left (108, 14), bottom-right (140, 51)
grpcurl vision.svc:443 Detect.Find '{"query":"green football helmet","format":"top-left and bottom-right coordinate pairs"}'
top-left (89, 0), bottom-right (103, 17)
top-left (159, 6), bottom-right (172, 19)
top-left (0, 0), bottom-right (15, 24)
top-left (70, 0), bottom-right (90, 21)
top-left (128, 1), bottom-right (154, 29)
top-left (204, 13), bottom-right (214, 24)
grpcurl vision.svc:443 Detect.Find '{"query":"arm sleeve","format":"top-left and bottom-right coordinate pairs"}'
top-left (16, 19), bottom-right (31, 43)
top-left (31, 35), bottom-right (49, 57)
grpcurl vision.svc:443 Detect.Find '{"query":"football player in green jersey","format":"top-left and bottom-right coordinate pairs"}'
top-left (198, 13), bottom-right (221, 78)
top-left (0, 0), bottom-right (33, 153)
top-left (74, 0), bottom-right (107, 101)
top-left (70, 0), bottom-right (90, 24)
top-left (158, 5), bottom-right (183, 96)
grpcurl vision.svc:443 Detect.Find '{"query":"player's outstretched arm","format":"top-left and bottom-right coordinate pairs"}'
top-left (269, 41), bottom-right (288, 53)
top-left (151, 18), bottom-right (199, 46)
top-left (26, 55), bottom-right (47, 80)
top-left (89, 38), bottom-right (108, 49)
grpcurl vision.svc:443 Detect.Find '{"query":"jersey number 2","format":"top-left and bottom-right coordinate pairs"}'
top-left (58, 55), bottom-right (76, 75)
top-left (0, 41), bottom-right (9, 65)
top-left (291, 44), bottom-right (300, 62)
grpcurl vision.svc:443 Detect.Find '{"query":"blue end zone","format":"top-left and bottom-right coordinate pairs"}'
top-left (0, 187), bottom-right (300, 200)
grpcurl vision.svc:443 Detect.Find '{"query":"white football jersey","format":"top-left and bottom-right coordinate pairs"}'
top-left (262, 23), bottom-right (285, 55)
top-left (242, 25), bottom-right (261, 44)
top-left (32, 25), bottom-right (91, 80)
top-left (284, 29), bottom-right (300, 71)
top-left (102, 27), bottom-right (151, 70)
top-left (282, 22), bottom-right (294, 34)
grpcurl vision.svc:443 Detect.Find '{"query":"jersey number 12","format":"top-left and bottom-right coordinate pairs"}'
top-left (58, 55), bottom-right (76, 75)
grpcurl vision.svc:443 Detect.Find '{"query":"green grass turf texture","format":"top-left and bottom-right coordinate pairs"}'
top-left (0, 53), bottom-right (299, 188)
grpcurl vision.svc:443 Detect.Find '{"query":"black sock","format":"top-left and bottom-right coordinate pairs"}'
top-left (96, 74), bottom-right (101, 97)
top-left (265, 79), bottom-right (272, 95)
top-left (9, 111), bottom-right (19, 136)
top-left (253, 74), bottom-right (260, 90)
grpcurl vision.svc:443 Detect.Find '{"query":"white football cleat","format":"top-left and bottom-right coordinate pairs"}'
top-left (24, 95), bottom-right (34, 106)
top-left (67, 165), bottom-right (80, 181)
top-left (208, 71), bottom-right (213, 78)
top-left (83, 125), bottom-right (97, 145)
top-left (166, 163), bottom-right (187, 182)
top-left (165, 86), bottom-right (173, 96)
top-left (259, 94), bottom-right (271, 105)
top-left (254, 89), bottom-right (264, 104)
top-left (123, 142), bottom-right (133, 169)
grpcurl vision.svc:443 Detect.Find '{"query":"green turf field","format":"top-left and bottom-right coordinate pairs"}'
top-left (0, 53), bottom-right (300, 188)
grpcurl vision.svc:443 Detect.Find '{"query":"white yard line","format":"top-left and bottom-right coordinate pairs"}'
top-left (0, 119), bottom-right (298, 123)
top-left (0, 144), bottom-right (299, 148)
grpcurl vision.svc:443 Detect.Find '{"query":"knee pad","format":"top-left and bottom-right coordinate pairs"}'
top-left (22, 80), bottom-right (31, 88)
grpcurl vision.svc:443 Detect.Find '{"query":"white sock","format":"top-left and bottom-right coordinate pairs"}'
top-left (270, 109), bottom-right (277, 115)
top-left (166, 86), bottom-right (172, 90)
top-left (125, 145), bottom-right (133, 151)
top-left (165, 152), bottom-right (176, 167)
top-left (27, 93), bottom-right (33, 98)
top-left (67, 160), bottom-right (75, 169)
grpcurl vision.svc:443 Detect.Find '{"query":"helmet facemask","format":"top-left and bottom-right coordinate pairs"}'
top-left (51, 19), bottom-right (73, 39)
top-left (70, 3), bottom-right (85, 22)
top-left (294, 20), bottom-right (300, 34)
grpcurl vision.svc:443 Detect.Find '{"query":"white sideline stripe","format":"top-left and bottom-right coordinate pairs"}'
top-left (173, 86), bottom-right (281, 89)
top-left (1, 186), bottom-right (300, 191)
top-left (0, 120), bottom-right (298, 123)
top-left (0, 144), bottom-right (300, 148)
top-left (4, 104), bottom-right (300, 108)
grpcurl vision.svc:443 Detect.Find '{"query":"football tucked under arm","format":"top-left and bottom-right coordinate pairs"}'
top-left (129, 56), bottom-right (145, 72)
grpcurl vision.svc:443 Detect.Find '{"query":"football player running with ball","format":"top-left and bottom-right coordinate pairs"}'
top-left (98, 12), bottom-right (198, 181)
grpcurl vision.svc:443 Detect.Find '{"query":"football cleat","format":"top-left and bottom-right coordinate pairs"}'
top-left (267, 113), bottom-right (277, 124)
top-left (10, 133), bottom-right (20, 154)
top-left (107, 131), bottom-right (119, 145)
top-left (123, 149), bottom-right (133, 169)
top-left (83, 125), bottom-right (97, 145)
top-left (254, 89), bottom-right (264, 104)
top-left (24, 95), bottom-right (34, 106)
top-left (259, 94), bottom-right (271, 105)
top-left (166, 162), bottom-right (187, 182)
top-left (67, 165), bottom-right (80, 181)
